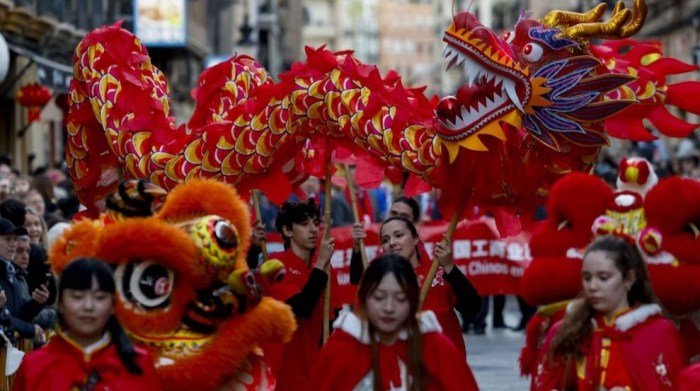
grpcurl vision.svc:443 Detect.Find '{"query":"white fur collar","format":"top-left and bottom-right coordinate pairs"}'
top-left (614, 304), bottom-right (662, 331)
top-left (333, 309), bottom-right (442, 345)
top-left (568, 301), bottom-right (662, 332)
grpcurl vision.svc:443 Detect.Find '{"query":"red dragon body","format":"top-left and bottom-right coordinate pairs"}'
top-left (66, 0), bottom-right (700, 236)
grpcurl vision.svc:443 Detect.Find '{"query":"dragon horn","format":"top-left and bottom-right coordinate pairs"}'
top-left (544, 0), bottom-right (647, 41)
top-left (543, 3), bottom-right (607, 28)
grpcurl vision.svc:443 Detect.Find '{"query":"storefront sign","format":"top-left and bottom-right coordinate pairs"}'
top-left (134, 0), bottom-right (187, 47)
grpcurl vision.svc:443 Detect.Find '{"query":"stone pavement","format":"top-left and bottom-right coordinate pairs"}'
top-left (464, 296), bottom-right (532, 390)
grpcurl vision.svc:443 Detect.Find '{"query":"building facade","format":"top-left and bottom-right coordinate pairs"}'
top-left (0, 0), bottom-right (280, 175)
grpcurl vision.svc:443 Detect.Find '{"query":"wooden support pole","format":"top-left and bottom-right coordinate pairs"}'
top-left (322, 162), bottom-right (333, 343)
top-left (418, 210), bottom-right (461, 310)
top-left (251, 190), bottom-right (269, 262)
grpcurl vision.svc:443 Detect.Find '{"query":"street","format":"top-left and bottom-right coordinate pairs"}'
top-left (465, 296), bottom-right (531, 390)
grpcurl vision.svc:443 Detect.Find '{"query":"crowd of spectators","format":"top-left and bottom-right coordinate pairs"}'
top-left (595, 135), bottom-right (700, 187)
top-left (0, 155), bottom-right (82, 349)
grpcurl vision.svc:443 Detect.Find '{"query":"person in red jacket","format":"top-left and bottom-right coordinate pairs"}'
top-left (13, 257), bottom-right (162, 391)
top-left (309, 253), bottom-right (478, 390)
top-left (262, 199), bottom-right (334, 391)
top-left (533, 235), bottom-right (687, 391)
top-left (351, 196), bottom-right (481, 356)
top-left (376, 216), bottom-right (480, 359)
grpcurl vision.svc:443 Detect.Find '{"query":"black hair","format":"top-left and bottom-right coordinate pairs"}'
top-left (391, 196), bottom-right (421, 224)
top-left (59, 258), bottom-right (143, 375)
top-left (274, 199), bottom-right (320, 248)
top-left (0, 198), bottom-right (27, 227)
top-left (358, 254), bottom-right (426, 391)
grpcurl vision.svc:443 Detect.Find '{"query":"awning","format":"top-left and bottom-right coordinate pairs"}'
top-left (7, 42), bottom-right (72, 93)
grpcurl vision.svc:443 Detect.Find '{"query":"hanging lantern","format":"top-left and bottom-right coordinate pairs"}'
top-left (16, 82), bottom-right (52, 123)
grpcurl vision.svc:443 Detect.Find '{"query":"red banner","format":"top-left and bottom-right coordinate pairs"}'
top-left (262, 217), bottom-right (532, 306)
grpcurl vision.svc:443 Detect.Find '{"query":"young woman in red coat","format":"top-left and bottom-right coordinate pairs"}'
top-left (13, 257), bottom-right (162, 391)
top-left (309, 253), bottom-right (478, 391)
top-left (380, 217), bottom-right (479, 357)
top-left (533, 235), bottom-right (687, 391)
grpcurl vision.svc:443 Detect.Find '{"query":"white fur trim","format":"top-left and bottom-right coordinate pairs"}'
top-left (333, 309), bottom-right (442, 345)
top-left (642, 251), bottom-right (677, 265)
top-left (615, 304), bottom-right (662, 332)
top-left (615, 194), bottom-right (637, 208)
top-left (417, 310), bottom-right (443, 334)
top-left (566, 247), bottom-right (584, 259)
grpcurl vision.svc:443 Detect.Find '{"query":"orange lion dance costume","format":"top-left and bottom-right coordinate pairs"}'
top-left (50, 179), bottom-right (295, 391)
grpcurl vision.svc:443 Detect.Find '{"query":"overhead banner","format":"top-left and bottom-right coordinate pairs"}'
top-left (262, 218), bottom-right (533, 307)
top-left (133, 0), bottom-right (187, 47)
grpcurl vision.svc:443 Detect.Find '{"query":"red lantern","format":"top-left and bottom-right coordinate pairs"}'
top-left (16, 83), bottom-right (52, 122)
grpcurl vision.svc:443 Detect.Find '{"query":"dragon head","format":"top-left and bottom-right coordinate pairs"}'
top-left (436, 0), bottom-right (647, 158)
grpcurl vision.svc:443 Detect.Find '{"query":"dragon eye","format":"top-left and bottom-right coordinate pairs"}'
top-left (115, 261), bottom-right (174, 309)
top-left (522, 43), bottom-right (543, 62)
top-left (214, 220), bottom-right (239, 250)
top-left (503, 31), bottom-right (515, 44)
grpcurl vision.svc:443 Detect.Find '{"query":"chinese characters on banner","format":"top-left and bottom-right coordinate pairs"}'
top-left (263, 217), bottom-right (532, 307)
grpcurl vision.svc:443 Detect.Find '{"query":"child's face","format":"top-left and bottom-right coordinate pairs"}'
top-left (59, 277), bottom-right (114, 344)
top-left (284, 217), bottom-right (319, 251)
top-left (365, 272), bottom-right (411, 343)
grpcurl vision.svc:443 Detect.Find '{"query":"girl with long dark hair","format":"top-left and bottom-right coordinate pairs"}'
top-left (376, 217), bottom-right (480, 359)
top-left (533, 235), bottom-right (687, 390)
top-left (13, 257), bottom-right (162, 390)
top-left (309, 254), bottom-right (477, 391)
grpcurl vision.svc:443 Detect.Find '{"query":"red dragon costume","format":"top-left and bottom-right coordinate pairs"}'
top-left (65, 0), bottom-right (700, 236)
top-left (519, 158), bottom-right (700, 378)
top-left (49, 178), bottom-right (296, 391)
top-left (62, 0), bottom-right (700, 385)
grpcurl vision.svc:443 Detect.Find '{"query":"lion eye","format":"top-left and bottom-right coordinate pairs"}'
top-left (214, 220), bottom-right (239, 250)
top-left (115, 261), bottom-right (174, 309)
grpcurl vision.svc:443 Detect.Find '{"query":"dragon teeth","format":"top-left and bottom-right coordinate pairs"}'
top-left (486, 72), bottom-right (496, 83)
top-left (439, 86), bottom-right (511, 131)
top-left (503, 80), bottom-right (524, 112)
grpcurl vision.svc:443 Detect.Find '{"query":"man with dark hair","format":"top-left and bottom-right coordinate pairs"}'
top-left (0, 199), bottom-right (27, 228)
top-left (388, 195), bottom-right (421, 223)
top-left (262, 198), bottom-right (334, 391)
top-left (0, 218), bottom-right (43, 341)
